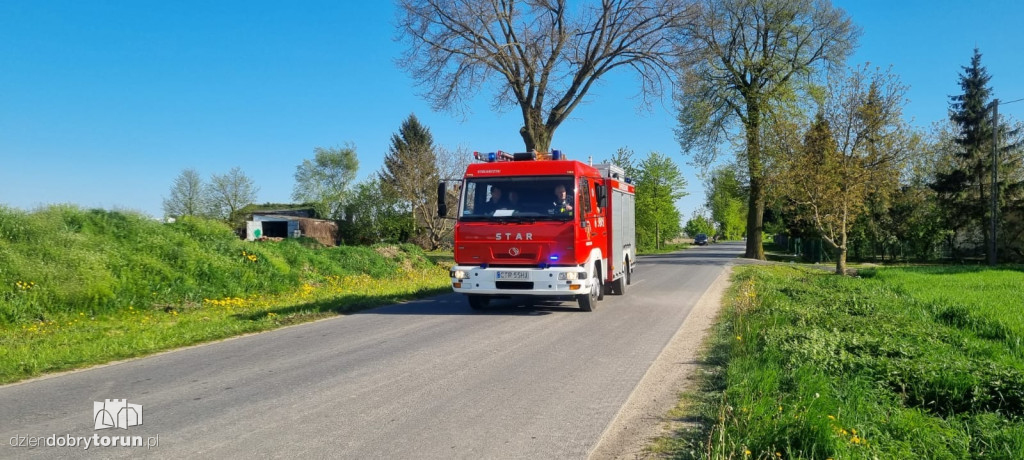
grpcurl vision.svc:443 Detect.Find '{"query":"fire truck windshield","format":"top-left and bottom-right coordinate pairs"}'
top-left (459, 176), bottom-right (577, 221)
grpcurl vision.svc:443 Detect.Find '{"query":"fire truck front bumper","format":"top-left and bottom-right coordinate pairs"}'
top-left (449, 265), bottom-right (593, 296)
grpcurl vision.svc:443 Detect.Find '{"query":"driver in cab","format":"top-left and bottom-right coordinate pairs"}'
top-left (552, 184), bottom-right (573, 216)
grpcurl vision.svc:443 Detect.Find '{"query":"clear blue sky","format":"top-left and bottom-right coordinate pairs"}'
top-left (3, 0), bottom-right (1023, 221)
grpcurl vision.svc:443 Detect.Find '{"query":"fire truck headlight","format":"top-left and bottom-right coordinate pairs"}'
top-left (559, 272), bottom-right (579, 281)
top-left (451, 269), bottom-right (469, 280)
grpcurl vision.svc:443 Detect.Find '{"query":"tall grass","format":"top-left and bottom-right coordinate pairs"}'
top-left (0, 205), bottom-right (451, 383)
top-left (657, 264), bottom-right (1024, 459)
top-left (0, 205), bottom-right (435, 321)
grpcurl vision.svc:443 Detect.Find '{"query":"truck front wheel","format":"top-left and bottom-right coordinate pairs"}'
top-left (577, 269), bottom-right (600, 312)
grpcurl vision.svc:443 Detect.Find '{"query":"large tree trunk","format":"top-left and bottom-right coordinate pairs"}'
top-left (520, 126), bottom-right (553, 152)
top-left (835, 237), bottom-right (847, 275)
top-left (743, 98), bottom-right (766, 260)
top-left (520, 106), bottom-right (554, 152)
top-left (745, 177), bottom-right (766, 259)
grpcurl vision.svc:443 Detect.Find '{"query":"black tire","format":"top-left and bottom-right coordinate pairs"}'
top-left (596, 266), bottom-right (604, 301)
top-left (577, 268), bottom-right (600, 312)
top-left (467, 295), bottom-right (489, 310)
top-left (610, 259), bottom-right (631, 295)
top-left (625, 259), bottom-right (632, 285)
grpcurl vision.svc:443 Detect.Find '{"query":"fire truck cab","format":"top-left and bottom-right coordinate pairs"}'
top-left (440, 150), bottom-right (636, 312)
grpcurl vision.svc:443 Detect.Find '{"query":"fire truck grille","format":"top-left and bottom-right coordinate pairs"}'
top-left (494, 252), bottom-right (537, 260)
top-left (495, 281), bottom-right (534, 290)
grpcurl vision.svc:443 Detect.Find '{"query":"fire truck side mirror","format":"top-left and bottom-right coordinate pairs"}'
top-left (437, 181), bottom-right (448, 218)
top-left (595, 184), bottom-right (608, 209)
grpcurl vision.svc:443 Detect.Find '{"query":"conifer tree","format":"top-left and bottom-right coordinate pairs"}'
top-left (380, 114), bottom-right (452, 249)
top-left (934, 49), bottom-right (994, 256)
top-left (933, 49), bottom-right (1023, 261)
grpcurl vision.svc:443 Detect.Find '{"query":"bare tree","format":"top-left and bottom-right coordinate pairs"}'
top-left (675, 0), bottom-right (859, 259)
top-left (396, 0), bottom-right (690, 152)
top-left (424, 145), bottom-right (471, 249)
top-left (207, 167), bottom-right (259, 221)
top-left (162, 168), bottom-right (207, 219)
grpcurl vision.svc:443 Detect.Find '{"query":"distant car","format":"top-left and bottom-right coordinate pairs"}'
top-left (694, 233), bottom-right (709, 246)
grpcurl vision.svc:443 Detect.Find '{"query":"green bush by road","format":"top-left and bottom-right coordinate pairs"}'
top-left (0, 205), bottom-right (450, 384)
top-left (657, 264), bottom-right (1024, 459)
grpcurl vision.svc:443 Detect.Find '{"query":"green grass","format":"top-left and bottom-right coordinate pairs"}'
top-left (0, 205), bottom-right (452, 384)
top-left (654, 264), bottom-right (1024, 459)
top-left (640, 242), bottom-right (692, 255)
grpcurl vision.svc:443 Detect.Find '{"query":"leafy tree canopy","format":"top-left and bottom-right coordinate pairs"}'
top-left (292, 145), bottom-right (359, 220)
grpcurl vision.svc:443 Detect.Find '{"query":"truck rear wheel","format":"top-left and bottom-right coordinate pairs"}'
top-left (577, 269), bottom-right (600, 312)
top-left (610, 260), bottom-right (630, 295)
top-left (467, 295), bottom-right (489, 310)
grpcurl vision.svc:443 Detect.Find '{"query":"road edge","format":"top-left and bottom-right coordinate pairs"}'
top-left (588, 265), bottom-right (733, 459)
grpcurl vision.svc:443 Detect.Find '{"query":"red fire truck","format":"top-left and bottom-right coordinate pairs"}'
top-left (438, 150), bottom-right (636, 311)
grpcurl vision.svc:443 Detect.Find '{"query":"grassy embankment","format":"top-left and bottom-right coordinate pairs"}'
top-left (654, 264), bottom-right (1024, 459)
top-left (641, 242), bottom-right (692, 255)
top-left (0, 205), bottom-right (451, 384)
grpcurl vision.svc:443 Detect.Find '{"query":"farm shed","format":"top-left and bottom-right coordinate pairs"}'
top-left (245, 214), bottom-right (338, 246)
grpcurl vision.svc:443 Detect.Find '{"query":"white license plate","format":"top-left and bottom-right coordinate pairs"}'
top-left (496, 271), bottom-right (529, 280)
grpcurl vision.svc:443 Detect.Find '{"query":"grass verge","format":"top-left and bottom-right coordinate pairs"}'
top-left (0, 206), bottom-right (452, 384)
top-left (640, 242), bottom-right (692, 255)
top-left (653, 264), bottom-right (1024, 459)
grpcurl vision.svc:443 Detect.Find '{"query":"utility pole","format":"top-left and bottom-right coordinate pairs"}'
top-left (989, 99), bottom-right (999, 266)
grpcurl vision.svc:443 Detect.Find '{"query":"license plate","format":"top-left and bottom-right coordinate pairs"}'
top-left (496, 271), bottom-right (529, 280)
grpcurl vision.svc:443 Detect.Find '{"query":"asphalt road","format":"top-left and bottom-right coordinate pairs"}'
top-left (0, 242), bottom-right (745, 459)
